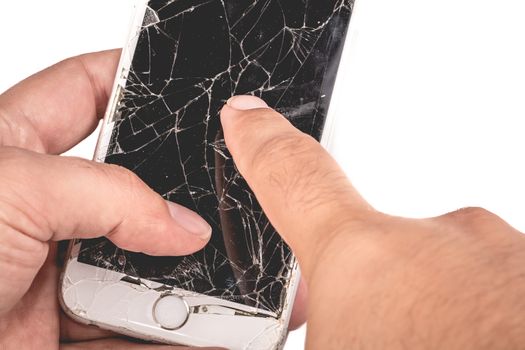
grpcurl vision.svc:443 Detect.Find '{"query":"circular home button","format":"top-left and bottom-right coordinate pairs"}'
top-left (153, 295), bottom-right (190, 330)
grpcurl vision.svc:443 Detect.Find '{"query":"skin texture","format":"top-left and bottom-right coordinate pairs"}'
top-left (2, 50), bottom-right (525, 350)
top-left (221, 95), bottom-right (525, 350)
top-left (0, 50), bottom-right (305, 349)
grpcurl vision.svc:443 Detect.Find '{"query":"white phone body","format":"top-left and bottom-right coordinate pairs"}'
top-left (60, 0), bottom-right (357, 349)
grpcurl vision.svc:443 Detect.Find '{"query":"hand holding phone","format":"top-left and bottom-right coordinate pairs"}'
top-left (0, 50), bottom-right (214, 349)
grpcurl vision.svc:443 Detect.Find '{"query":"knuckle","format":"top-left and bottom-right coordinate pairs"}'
top-left (448, 206), bottom-right (494, 221)
top-left (439, 206), bottom-right (505, 233)
top-left (104, 163), bottom-right (139, 184)
top-left (96, 163), bottom-right (142, 191)
top-left (67, 158), bottom-right (150, 211)
top-left (0, 147), bottom-right (38, 187)
top-left (103, 164), bottom-right (148, 204)
top-left (0, 113), bottom-right (17, 147)
top-left (65, 156), bottom-right (99, 171)
top-left (0, 108), bottom-right (46, 152)
top-left (0, 146), bottom-right (29, 165)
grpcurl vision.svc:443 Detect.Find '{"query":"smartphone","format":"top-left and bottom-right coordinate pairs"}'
top-left (60, 0), bottom-right (354, 348)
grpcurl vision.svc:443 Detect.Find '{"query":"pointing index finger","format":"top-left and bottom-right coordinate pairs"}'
top-left (220, 96), bottom-right (375, 278)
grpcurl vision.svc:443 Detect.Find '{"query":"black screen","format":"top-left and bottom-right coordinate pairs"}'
top-left (78, 0), bottom-right (353, 315)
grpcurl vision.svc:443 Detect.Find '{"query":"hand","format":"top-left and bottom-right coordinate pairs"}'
top-left (221, 95), bottom-right (525, 350)
top-left (0, 51), bottom-right (306, 349)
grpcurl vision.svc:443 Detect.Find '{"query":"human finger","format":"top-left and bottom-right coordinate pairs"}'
top-left (0, 50), bottom-right (120, 153)
top-left (0, 147), bottom-right (211, 314)
top-left (220, 95), bottom-right (377, 277)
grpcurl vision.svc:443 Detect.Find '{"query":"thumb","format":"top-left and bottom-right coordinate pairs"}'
top-left (220, 95), bottom-right (376, 278)
top-left (0, 147), bottom-right (211, 314)
top-left (0, 148), bottom-right (212, 253)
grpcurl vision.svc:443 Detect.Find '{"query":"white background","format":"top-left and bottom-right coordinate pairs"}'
top-left (1, 0), bottom-right (525, 349)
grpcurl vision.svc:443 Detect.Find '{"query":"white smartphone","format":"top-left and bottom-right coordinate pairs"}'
top-left (60, 0), bottom-right (355, 349)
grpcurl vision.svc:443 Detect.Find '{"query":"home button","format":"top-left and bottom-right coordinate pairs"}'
top-left (153, 295), bottom-right (190, 330)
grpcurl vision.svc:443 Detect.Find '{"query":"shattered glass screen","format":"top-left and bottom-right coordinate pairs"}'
top-left (78, 0), bottom-right (353, 315)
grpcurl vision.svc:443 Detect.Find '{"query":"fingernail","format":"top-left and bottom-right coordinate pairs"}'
top-left (166, 201), bottom-right (212, 239)
top-left (227, 95), bottom-right (269, 110)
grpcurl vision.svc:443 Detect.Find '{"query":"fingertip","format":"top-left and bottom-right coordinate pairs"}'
top-left (165, 201), bottom-right (212, 241)
top-left (226, 95), bottom-right (268, 110)
top-left (121, 226), bottom-right (209, 257)
top-left (148, 208), bottom-right (212, 257)
top-left (221, 95), bottom-right (270, 129)
top-left (109, 204), bottom-right (211, 257)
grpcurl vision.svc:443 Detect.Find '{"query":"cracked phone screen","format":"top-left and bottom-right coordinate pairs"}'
top-left (77, 0), bottom-right (353, 316)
